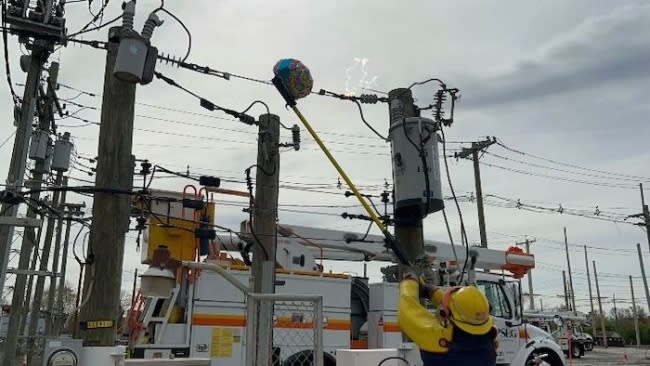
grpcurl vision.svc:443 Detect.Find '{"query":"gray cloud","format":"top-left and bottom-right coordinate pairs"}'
top-left (461, 4), bottom-right (650, 108)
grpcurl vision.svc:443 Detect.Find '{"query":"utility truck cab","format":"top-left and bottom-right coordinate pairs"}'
top-left (524, 312), bottom-right (589, 359)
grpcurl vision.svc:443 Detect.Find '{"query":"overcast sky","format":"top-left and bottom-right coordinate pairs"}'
top-left (2, 0), bottom-right (650, 314)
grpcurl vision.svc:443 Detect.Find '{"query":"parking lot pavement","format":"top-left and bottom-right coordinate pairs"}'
top-left (572, 347), bottom-right (650, 365)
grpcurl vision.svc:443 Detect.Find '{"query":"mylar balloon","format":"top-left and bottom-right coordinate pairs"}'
top-left (273, 58), bottom-right (313, 100)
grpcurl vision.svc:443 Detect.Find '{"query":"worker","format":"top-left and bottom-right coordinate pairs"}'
top-left (398, 274), bottom-right (498, 365)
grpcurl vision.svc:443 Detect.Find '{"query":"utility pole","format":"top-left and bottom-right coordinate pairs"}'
top-left (250, 113), bottom-right (280, 366)
top-left (20, 218), bottom-right (45, 334)
top-left (516, 238), bottom-right (536, 309)
top-left (387, 88), bottom-right (423, 273)
top-left (640, 184), bottom-right (650, 253)
top-left (562, 270), bottom-right (569, 310)
top-left (612, 293), bottom-right (618, 331)
top-left (0, 49), bottom-right (46, 295)
top-left (593, 260), bottom-right (608, 348)
top-left (455, 138), bottom-right (496, 248)
top-left (584, 245), bottom-right (595, 318)
top-left (636, 243), bottom-right (650, 314)
top-left (79, 25), bottom-right (137, 346)
top-left (629, 275), bottom-right (641, 348)
top-left (27, 96), bottom-right (70, 364)
top-left (55, 202), bottom-right (84, 333)
top-left (564, 227), bottom-right (576, 313)
top-left (3, 60), bottom-right (56, 366)
top-left (45, 176), bottom-right (67, 335)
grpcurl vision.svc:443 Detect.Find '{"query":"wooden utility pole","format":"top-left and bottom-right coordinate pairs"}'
top-left (640, 184), bottom-right (650, 253)
top-left (79, 26), bottom-right (137, 346)
top-left (55, 202), bottom-right (84, 333)
top-left (516, 238), bottom-right (536, 309)
top-left (612, 293), bottom-right (618, 331)
top-left (562, 270), bottom-right (569, 310)
top-left (455, 138), bottom-right (495, 248)
top-left (636, 243), bottom-right (650, 314)
top-left (629, 275), bottom-right (641, 348)
top-left (20, 219), bottom-right (45, 334)
top-left (388, 88), bottom-right (423, 273)
top-left (251, 113), bottom-right (280, 366)
top-left (564, 228), bottom-right (576, 313)
top-left (584, 245), bottom-right (595, 318)
top-left (0, 49), bottom-right (46, 293)
top-left (593, 260), bottom-right (608, 348)
top-left (45, 176), bottom-right (67, 335)
top-left (26, 170), bottom-right (64, 362)
top-left (2, 59), bottom-right (54, 366)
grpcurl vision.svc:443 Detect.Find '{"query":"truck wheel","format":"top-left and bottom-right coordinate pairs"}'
top-left (526, 349), bottom-right (563, 366)
top-left (584, 342), bottom-right (593, 351)
top-left (570, 343), bottom-right (581, 359)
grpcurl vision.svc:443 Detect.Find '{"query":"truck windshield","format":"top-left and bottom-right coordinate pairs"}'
top-left (477, 281), bottom-right (513, 319)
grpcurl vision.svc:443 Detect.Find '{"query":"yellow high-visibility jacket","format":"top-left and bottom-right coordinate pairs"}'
top-left (397, 279), bottom-right (498, 354)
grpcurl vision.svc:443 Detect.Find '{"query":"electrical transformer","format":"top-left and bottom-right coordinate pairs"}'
top-left (389, 101), bottom-right (443, 221)
top-left (52, 132), bottom-right (73, 172)
top-left (29, 129), bottom-right (50, 161)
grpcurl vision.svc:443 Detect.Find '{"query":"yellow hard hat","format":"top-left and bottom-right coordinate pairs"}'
top-left (445, 286), bottom-right (494, 335)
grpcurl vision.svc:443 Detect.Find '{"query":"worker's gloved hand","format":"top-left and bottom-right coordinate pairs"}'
top-left (420, 282), bottom-right (437, 300)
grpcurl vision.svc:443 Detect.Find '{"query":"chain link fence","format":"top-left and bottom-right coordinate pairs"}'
top-left (246, 293), bottom-right (323, 366)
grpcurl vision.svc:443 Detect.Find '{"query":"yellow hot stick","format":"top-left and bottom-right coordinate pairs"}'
top-left (290, 105), bottom-right (387, 234)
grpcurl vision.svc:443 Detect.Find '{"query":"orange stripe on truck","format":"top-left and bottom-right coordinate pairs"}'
top-left (383, 322), bottom-right (401, 332)
top-left (192, 314), bottom-right (351, 330)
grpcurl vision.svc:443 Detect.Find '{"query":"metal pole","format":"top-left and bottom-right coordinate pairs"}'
top-left (525, 239), bottom-right (534, 310)
top-left (636, 243), bottom-right (650, 314)
top-left (630, 275), bottom-right (641, 348)
top-left (79, 26), bottom-right (137, 346)
top-left (2, 57), bottom-right (52, 366)
top-left (0, 50), bottom-right (45, 294)
top-left (593, 260), bottom-right (608, 348)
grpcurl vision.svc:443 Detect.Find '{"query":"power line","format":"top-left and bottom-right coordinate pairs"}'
top-left (495, 139), bottom-right (650, 182)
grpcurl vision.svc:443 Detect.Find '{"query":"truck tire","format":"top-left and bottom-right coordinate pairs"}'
top-left (584, 342), bottom-right (593, 351)
top-left (570, 343), bottom-right (581, 359)
top-left (526, 349), bottom-right (564, 366)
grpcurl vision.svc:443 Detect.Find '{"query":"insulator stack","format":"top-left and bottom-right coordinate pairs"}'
top-left (158, 52), bottom-right (182, 67)
top-left (434, 88), bottom-right (446, 122)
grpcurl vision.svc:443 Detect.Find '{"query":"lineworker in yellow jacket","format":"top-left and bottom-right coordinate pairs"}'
top-left (398, 275), bottom-right (498, 365)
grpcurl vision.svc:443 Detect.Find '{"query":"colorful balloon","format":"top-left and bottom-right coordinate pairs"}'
top-left (273, 58), bottom-right (313, 100)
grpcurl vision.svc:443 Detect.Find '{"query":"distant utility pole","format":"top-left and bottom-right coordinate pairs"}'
top-left (79, 25), bottom-right (137, 346)
top-left (629, 275), bottom-right (641, 348)
top-left (612, 293), bottom-right (618, 331)
top-left (3, 61), bottom-right (57, 366)
top-left (640, 184), bottom-right (650, 254)
top-left (250, 113), bottom-right (280, 366)
top-left (562, 270), bottom-right (569, 310)
top-left (388, 88), bottom-right (423, 268)
top-left (636, 243), bottom-right (650, 314)
top-left (516, 238), bottom-right (536, 310)
top-left (45, 176), bottom-right (68, 335)
top-left (455, 138), bottom-right (496, 248)
top-left (593, 260), bottom-right (608, 348)
top-left (55, 202), bottom-right (84, 333)
top-left (0, 49), bottom-right (46, 295)
top-left (584, 246), bottom-right (595, 318)
top-left (564, 228), bottom-right (576, 313)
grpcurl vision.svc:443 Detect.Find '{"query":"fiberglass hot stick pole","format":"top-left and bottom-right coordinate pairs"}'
top-left (289, 105), bottom-right (410, 266)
